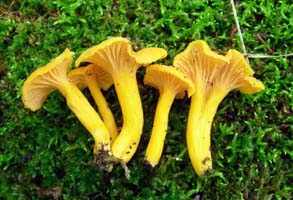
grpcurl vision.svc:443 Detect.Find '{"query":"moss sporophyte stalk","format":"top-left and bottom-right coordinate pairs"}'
top-left (22, 37), bottom-right (264, 178)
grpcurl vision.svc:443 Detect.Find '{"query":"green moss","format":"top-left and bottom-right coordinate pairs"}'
top-left (0, 0), bottom-right (292, 199)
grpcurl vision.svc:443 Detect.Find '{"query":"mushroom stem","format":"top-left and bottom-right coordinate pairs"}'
top-left (86, 73), bottom-right (118, 142)
top-left (22, 49), bottom-right (114, 171)
top-left (187, 83), bottom-right (228, 176)
top-left (144, 89), bottom-right (175, 167)
top-left (111, 72), bottom-right (143, 163)
top-left (74, 37), bottom-right (168, 166)
top-left (58, 83), bottom-right (111, 153)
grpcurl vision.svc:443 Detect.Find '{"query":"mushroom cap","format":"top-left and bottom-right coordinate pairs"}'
top-left (173, 40), bottom-right (264, 94)
top-left (215, 49), bottom-right (265, 94)
top-left (68, 64), bottom-right (113, 91)
top-left (68, 67), bottom-right (88, 89)
top-left (173, 40), bottom-right (229, 84)
top-left (22, 48), bottom-right (74, 111)
top-left (238, 76), bottom-right (265, 94)
top-left (75, 37), bottom-right (168, 74)
top-left (144, 64), bottom-right (195, 98)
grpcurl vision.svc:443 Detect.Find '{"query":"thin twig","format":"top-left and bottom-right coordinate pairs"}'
top-left (230, 0), bottom-right (249, 62)
top-left (246, 53), bottom-right (293, 59)
top-left (230, 1), bottom-right (293, 61)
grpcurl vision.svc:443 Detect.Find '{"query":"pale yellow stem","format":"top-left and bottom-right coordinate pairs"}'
top-left (144, 89), bottom-right (176, 167)
top-left (86, 75), bottom-right (118, 143)
top-left (111, 72), bottom-right (144, 163)
top-left (187, 83), bottom-right (228, 176)
top-left (58, 83), bottom-right (111, 153)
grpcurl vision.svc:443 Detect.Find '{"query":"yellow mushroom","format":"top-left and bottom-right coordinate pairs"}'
top-left (68, 64), bottom-right (118, 143)
top-left (143, 64), bottom-right (194, 168)
top-left (75, 37), bottom-right (168, 164)
top-left (174, 41), bottom-right (265, 176)
top-left (22, 49), bottom-right (112, 169)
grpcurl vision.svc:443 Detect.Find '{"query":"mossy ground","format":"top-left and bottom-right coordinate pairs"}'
top-left (0, 0), bottom-right (292, 199)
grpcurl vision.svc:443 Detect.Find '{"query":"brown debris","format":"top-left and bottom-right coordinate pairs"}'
top-left (228, 26), bottom-right (238, 48)
top-left (256, 33), bottom-right (274, 54)
top-left (36, 186), bottom-right (61, 200)
top-left (202, 157), bottom-right (211, 165)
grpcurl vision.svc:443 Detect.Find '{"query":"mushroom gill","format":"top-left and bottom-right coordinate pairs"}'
top-left (173, 40), bottom-right (265, 176)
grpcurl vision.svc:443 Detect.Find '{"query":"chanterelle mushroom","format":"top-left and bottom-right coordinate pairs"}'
top-left (174, 40), bottom-right (265, 176)
top-left (143, 64), bottom-right (194, 168)
top-left (68, 64), bottom-right (118, 143)
top-left (75, 37), bottom-right (167, 165)
top-left (22, 49), bottom-right (112, 170)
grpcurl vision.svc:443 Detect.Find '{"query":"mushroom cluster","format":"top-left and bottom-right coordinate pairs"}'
top-left (22, 37), bottom-right (264, 177)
